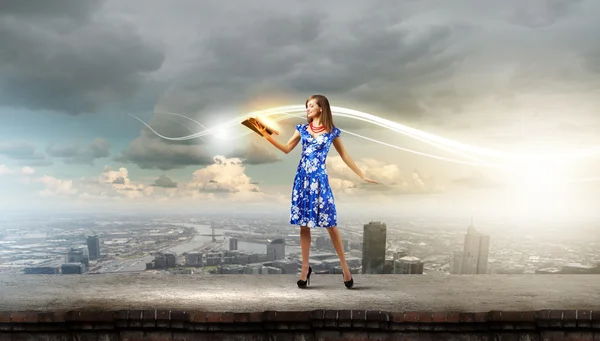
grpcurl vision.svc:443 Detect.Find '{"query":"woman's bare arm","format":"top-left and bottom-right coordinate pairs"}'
top-left (332, 136), bottom-right (379, 183)
top-left (252, 121), bottom-right (300, 154)
top-left (264, 130), bottom-right (301, 154)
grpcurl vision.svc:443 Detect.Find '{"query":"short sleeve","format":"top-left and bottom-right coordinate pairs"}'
top-left (295, 124), bottom-right (303, 132)
top-left (332, 127), bottom-right (341, 138)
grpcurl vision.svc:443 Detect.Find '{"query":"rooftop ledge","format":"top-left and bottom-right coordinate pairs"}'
top-left (1, 274), bottom-right (600, 340)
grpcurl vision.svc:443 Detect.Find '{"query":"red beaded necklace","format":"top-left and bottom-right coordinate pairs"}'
top-left (310, 121), bottom-right (325, 133)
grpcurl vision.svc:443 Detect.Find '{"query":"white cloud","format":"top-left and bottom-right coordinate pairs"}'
top-left (188, 156), bottom-right (259, 193)
top-left (30, 155), bottom-right (286, 206)
top-left (0, 164), bottom-right (14, 175)
top-left (36, 175), bottom-right (77, 197)
top-left (95, 166), bottom-right (148, 199)
top-left (326, 156), bottom-right (441, 195)
top-left (20, 166), bottom-right (35, 175)
top-left (178, 155), bottom-right (281, 204)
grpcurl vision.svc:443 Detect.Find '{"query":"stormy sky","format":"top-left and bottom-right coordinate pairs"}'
top-left (2, 0), bottom-right (600, 220)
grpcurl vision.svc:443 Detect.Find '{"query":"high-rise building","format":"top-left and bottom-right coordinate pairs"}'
top-left (229, 238), bottom-right (238, 251)
top-left (61, 263), bottom-right (84, 274)
top-left (267, 238), bottom-right (285, 261)
top-left (362, 221), bottom-right (387, 274)
top-left (67, 247), bottom-right (84, 263)
top-left (67, 246), bottom-right (89, 270)
top-left (456, 224), bottom-right (490, 274)
top-left (383, 257), bottom-right (395, 274)
top-left (450, 251), bottom-right (463, 274)
top-left (185, 252), bottom-right (203, 267)
top-left (394, 256), bottom-right (424, 274)
top-left (316, 236), bottom-right (328, 250)
top-left (87, 235), bottom-right (100, 260)
top-left (394, 251), bottom-right (408, 260)
top-left (164, 252), bottom-right (177, 268)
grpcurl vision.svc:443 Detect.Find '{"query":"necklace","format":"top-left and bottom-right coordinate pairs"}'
top-left (310, 121), bottom-right (325, 133)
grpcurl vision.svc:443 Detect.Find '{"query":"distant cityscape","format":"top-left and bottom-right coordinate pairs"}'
top-left (1, 213), bottom-right (600, 277)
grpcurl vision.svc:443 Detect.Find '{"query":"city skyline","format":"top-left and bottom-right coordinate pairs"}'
top-left (2, 1), bottom-right (600, 221)
top-left (5, 211), bottom-right (599, 278)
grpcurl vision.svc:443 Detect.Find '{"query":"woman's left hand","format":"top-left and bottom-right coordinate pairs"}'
top-left (363, 177), bottom-right (379, 184)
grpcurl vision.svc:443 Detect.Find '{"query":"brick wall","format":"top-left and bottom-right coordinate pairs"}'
top-left (1, 309), bottom-right (600, 340)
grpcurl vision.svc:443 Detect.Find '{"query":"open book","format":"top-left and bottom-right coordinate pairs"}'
top-left (241, 117), bottom-right (279, 136)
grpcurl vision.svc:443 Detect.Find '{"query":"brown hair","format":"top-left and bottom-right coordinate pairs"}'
top-left (306, 94), bottom-right (334, 132)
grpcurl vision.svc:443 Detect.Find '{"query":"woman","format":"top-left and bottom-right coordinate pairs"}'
top-left (253, 94), bottom-right (378, 289)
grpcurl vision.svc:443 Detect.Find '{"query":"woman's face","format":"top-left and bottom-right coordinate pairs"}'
top-left (306, 98), bottom-right (321, 119)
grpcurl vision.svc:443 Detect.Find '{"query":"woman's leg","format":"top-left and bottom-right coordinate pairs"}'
top-left (326, 226), bottom-right (352, 281)
top-left (299, 225), bottom-right (311, 279)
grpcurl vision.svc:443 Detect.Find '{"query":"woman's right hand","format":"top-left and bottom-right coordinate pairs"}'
top-left (252, 121), bottom-right (269, 138)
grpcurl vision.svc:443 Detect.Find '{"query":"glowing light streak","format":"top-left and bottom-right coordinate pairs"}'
top-left (134, 110), bottom-right (492, 167)
top-left (129, 104), bottom-right (600, 182)
top-left (132, 105), bottom-right (588, 162)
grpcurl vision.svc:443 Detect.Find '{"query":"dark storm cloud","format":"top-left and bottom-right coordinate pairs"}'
top-left (507, 0), bottom-right (582, 28)
top-left (19, 159), bottom-right (53, 167)
top-left (154, 11), bottom-right (323, 115)
top-left (0, 141), bottom-right (53, 166)
top-left (116, 113), bottom-right (217, 170)
top-left (12, 0), bottom-right (598, 173)
top-left (120, 110), bottom-right (284, 170)
top-left (152, 174), bottom-right (177, 188)
top-left (115, 133), bottom-right (214, 171)
top-left (155, 4), bottom-right (464, 121)
top-left (0, 0), bottom-right (164, 115)
top-left (0, 0), bottom-right (101, 20)
top-left (120, 0), bottom-right (597, 171)
top-left (0, 141), bottom-right (46, 160)
top-left (229, 142), bottom-right (281, 165)
top-left (112, 177), bottom-right (125, 185)
top-left (46, 138), bottom-right (110, 165)
top-left (582, 45), bottom-right (600, 74)
top-left (3, 0), bottom-right (598, 126)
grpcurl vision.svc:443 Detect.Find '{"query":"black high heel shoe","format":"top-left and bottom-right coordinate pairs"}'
top-left (297, 266), bottom-right (312, 288)
top-left (343, 273), bottom-right (354, 289)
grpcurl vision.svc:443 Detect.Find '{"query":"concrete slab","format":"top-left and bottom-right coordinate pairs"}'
top-left (1, 274), bottom-right (599, 312)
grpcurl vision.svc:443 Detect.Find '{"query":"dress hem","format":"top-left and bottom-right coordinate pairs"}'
top-left (290, 222), bottom-right (337, 228)
top-left (292, 224), bottom-right (337, 229)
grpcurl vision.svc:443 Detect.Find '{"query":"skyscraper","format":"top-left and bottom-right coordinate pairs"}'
top-left (67, 246), bottom-right (89, 266)
top-left (394, 256), bottom-right (424, 274)
top-left (456, 224), bottom-right (490, 274)
top-left (450, 251), bottom-right (463, 274)
top-left (267, 238), bottom-right (285, 261)
top-left (362, 221), bottom-right (387, 274)
top-left (229, 238), bottom-right (238, 251)
top-left (316, 236), bottom-right (328, 250)
top-left (185, 252), bottom-right (203, 267)
top-left (66, 246), bottom-right (89, 272)
top-left (87, 235), bottom-right (100, 260)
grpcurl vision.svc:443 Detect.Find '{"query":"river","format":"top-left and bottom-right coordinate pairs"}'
top-left (102, 224), bottom-right (301, 272)
top-left (181, 223), bottom-right (301, 255)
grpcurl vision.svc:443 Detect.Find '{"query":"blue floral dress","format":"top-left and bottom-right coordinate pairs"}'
top-left (290, 123), bottom-right (341, 228)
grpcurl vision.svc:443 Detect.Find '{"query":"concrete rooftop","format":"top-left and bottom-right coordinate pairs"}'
top-left (1, 274), bottom-right (599, 313)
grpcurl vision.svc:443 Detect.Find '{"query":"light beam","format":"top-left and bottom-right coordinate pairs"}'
top-left (129, 104), bottom-right (600, 183)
